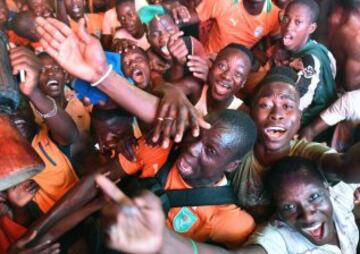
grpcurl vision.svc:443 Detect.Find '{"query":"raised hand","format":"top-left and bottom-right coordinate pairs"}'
top-left (168, 31), bottom-right (188, 65)
top-left (152, 84), bottom-right (211, 148)
top-left (35, 17), bottom-right (107, 83)
top-left (6, 179), bottom-right (39, 208)
top-left (95, 175), bottom-right (165, 253)
top-left (9, 47), bottom-right (42, 97)
top-left (187, 55), bottom-right (210, 81)
top-left (8, 231), bottom-right (60, 254)
top-left (171, 5), bottom-right (191, 24)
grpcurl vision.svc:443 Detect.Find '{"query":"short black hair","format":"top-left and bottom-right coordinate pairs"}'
top-left (221, 43), bottom-right (253, 65)
top-left (336, 0), bottom-right (360, 9)
top-left (286, 0), bottom-right (320, 23)
top-left (115, 0), bottom-right (133, 6)
top-left (207, 109), bottom-right (257, 160)
top-left (122, 46), bottom-right (149, 61)
top-left (251, 66), bottom-right (300, 107)
top-left (264, 156), bottom-right (325, 201)
top-left (9, 11), bottom-right (37, 41)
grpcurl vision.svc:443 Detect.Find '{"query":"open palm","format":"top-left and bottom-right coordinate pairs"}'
top-left (36, 17), bottom-right (107, 83)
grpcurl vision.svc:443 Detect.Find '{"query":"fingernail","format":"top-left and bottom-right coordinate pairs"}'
top-left (193, 129), bottom-right (199, 137)
top-left (175, 134), bottom-right (181, 142)
top-left (187, 55), bottom-right (192, 59)
top-left (189, 67), bottom-right (194, 71)
top-left (162, 140), bottom-right (169, 149)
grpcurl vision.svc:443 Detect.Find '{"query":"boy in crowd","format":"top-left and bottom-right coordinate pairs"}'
top-left (10, 46), bottom-right (80, 213)
top-left (173, 0), bottom-right (282, 54)
top-left (278, 0), bottom-right (337, 127)
top-left (95, 156), bottom-right (360, 254)
top-left (112, 0), bottom-right (150, 52)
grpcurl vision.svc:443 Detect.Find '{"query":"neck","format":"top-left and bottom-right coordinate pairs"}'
top-left (243, 1), bottom-right (265, 16)
top-left (132, 26), bottom-right (145, 39)
top-left (206, 90), bottom-right (234, 113)
top-left (254, 141), bottom-right (291, 167)
top-left (54, 95), bottom-right (67, 109)
top-left (184, 175), bottom-right (224, 188)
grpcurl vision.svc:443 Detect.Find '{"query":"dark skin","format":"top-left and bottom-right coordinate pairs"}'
top-left (27, 0), bottom-right (54, 18)
top-left (328, 2), bottom-right (360, 91)
top-left (15, 111), bottom-right (242, 246)
top-left (38, 54), bottom-right (68, 108)
top-left (116, 1), bottom-right (144, 39)
top-left (281, 3), bottom-right (317, 52)
top-left (121, 47), bottom-right (152, 91)
top-left (9, 47), bottom-right (79, 146)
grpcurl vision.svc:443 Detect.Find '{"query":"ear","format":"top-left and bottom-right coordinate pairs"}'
top-left (308, 22), bottom-right (317, 34)
top-left (225, 160), bottom-right (241, 173)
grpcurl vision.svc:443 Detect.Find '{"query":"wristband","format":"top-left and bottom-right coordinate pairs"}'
top-left (91, 65), bottom-right (113, 87)
top-left (189, 239), bottom-right (199, 254)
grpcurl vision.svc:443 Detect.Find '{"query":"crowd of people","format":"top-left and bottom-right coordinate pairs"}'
top-left (0, 0), bottom-right (360, 253)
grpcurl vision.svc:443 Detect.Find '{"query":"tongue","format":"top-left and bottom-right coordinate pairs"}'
top-left (309, 224), bottom-right (323, 238)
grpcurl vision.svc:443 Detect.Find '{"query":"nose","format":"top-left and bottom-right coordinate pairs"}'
top-left (221, 69), bottom-right (232, 81)
top-left (298, 203), bottom-right (316, 225)
top-left (269, 106), bottom-right (284, 121)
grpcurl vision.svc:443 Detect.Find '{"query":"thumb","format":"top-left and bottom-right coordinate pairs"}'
top-left (77, 18), bottom-right (92, 44)
top-left (16, 230), bottom-right (38, 248)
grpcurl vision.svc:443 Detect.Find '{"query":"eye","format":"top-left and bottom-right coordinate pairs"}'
top-left (295, 20), bottom-right (302, 26)
top-left (282, 203), bottom-right (296, 213)
top-left (218, 63), bottom-right (226, 71)
top-left (205, 146), bottom-right (216, 156)
top-left (120, 16), bottom-right (125, 21)
top-left (259, 103), bottom-right (271, 109)
top-left (309, 193), bottom-right (320, 202)
top-left (283, 104), bottom-right (293, 110)
top-left (234, 72), bottom-right (243, 79)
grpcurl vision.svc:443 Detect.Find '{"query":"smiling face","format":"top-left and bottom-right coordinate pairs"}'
top-left (122, 48), bottom-right (151, 90)
top-left (65, 0), bottom-right (85, 21)
top-left (176, 115), bottom-right (241, 187)
top-left (208, 48), bottom-right (251, 102)
top-left (251, 82), bottom-right (301, 151)
top-left (281, 3), bottom-right (317, 52)
top-left (148, 15), bottom-right (179, 60)
top-left (39, 54), bottom-right (67, 98)
top-left (116, 1), bottom-right (143, 38)
top-left (28, 0), bottom-right (54, 17)
top-left (274, 174), bottom-right (335, 246)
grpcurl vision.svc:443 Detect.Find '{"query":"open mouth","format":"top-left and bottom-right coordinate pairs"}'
top-left (176, 157), bottom-right (193, 177)
top-left (213, 81), bottom-right (232, 96)
top-left (47, 79), bottom-right (59, 88)
top-left (301, 222), bottom-right (325, 239)
top-left (72, 6), bottom-right (81, 14)
top-left (131, 68), bottom-right (145, 83)
top-left (283, 34), bottom-right (293, 47)
top-left (264, 126), bottom-right (287, 139)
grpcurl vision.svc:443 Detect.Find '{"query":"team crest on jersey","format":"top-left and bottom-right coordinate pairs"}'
top-left (173, 207), bottom-right (198, 233)
top-left (302, 65), bottom-right (316, 79)
top-left (254, 26), bottom-right (264, 37)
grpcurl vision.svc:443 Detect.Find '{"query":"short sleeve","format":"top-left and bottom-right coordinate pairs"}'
top-left (246, 225), bottom-right (288, 254)
top-left (209, 205), bottom-right (256, 248)
top-left (320, 92), bottom-right (354, 126)
top-left (118, 138), bottom-right (172, 177)
top-left (196, 0), bottom-right (223, 22)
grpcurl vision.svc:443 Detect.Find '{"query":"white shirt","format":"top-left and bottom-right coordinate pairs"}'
top-left (320, 90), bottom-right (360, 126)
top-left (247, 181), bottom-right (359, 254)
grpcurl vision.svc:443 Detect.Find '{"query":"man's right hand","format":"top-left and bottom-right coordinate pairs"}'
top-left (35, 17), bottom-right (107, 83)
top-left (96, 175), bottom-right (165, 253)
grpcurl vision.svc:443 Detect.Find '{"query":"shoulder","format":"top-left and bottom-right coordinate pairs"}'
top-left (290, 139), bottom-right (335, 159)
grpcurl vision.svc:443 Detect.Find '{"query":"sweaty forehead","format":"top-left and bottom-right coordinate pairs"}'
top-left (216, 49), bottom-right (251, 69)
top-left (256, 82), bottom-right (299, 102)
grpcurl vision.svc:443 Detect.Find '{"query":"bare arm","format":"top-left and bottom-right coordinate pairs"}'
top-left (9, 47), bottom-right (79, 145)
top-left (298, 117), bottom-right (329, 141)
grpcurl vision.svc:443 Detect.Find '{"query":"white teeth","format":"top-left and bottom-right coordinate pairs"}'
top-left (302, 222), bottom-right (322, 232)
top-left (133, 68), bottom-right (142, 76)
top-left (266, 127), bottom-right (286, 132)
top-left (47, 80), bottom-right (58, 86)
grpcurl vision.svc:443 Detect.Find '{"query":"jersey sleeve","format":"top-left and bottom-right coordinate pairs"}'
top-left (320, 92), bottom-right (355, 126)
top-left (209, 205), bottom-right (256, 248)
top-left (196, 0), bottom-right (224, 22)
top-left (118, 138), bottom-right (172, 177)
top-left (296, 54), bottom-right (322, 111)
